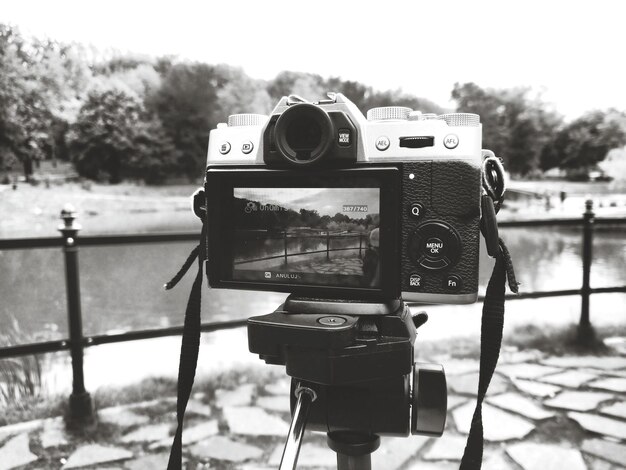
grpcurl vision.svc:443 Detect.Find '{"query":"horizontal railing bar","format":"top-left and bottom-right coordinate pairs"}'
top-left (86, 319), bottom-right (248, 346)
top-left (1, 217), bottom-right (625, 250)
top-left (498, 217), bottom-right (626, 227)
top-left (79, 233), bottom-right (200, 246)
top-left (3, 285), bottom-right (625, 360)
top-left (406, 286), bottom-right (626, 306)
top-left (480, 285), bottom-right (626, 301)
top-left (0, 237), bottom-right (62, 250)
top-left (0, 320), bottom-right (248, 359)
top-left (0, 233), bottom-right (200, 250)
top-left (0, 340), bottom-right (69, 359)
top-left (234, 247), bottom-right (362, 265)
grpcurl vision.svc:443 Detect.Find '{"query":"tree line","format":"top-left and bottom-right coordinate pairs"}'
top-left (234, 197), bottom-right (378, 233)
top-left (1, 24), bottom-right (625, 184)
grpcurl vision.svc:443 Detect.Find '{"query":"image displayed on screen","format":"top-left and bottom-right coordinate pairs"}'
top-left (231, 187), bottom-right (381, 288)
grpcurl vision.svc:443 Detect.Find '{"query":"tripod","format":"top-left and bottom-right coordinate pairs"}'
top-left (247, 296), bottom-right (447, 470)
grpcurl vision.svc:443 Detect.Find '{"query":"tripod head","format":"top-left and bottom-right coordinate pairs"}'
top-left (247, 296), bottom-right (447, 469)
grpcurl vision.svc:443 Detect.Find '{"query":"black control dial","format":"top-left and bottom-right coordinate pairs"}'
top-left (408, 221), bottom-right (462, 270)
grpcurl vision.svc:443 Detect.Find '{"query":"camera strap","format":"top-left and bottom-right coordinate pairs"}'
top-left (164, 224), bottom-right (206, 470)
top-left (459, 181), bottom-right (518, 469)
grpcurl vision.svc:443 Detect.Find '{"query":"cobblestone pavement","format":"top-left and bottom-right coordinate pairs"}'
top-left (287, 257), bottom-right (364, 276)
top-left (1, 351), bottom-right (625, 469)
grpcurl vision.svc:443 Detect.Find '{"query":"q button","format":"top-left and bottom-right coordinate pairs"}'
top-left (409, 203), bottom-right (425, 220)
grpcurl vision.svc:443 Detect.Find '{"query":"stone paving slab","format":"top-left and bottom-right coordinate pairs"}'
top-left (121, 423), bottom-right (171, 443)
top-left (538, 370), bottom-right (599, 388)
top-left (406, 462), bottom-right (458, 470)
top-left (423, 434), bottom-right (466, 461)
top-left (487, 392), bottom-right (555, 420)
top-left (498, 348), bottom-right (545, 364)
top-left (256, 395), bottom-right (291, 413)
top-left (482, 452), bottom-right (516, 470)
top-left (544, 391), bottom-right (614, 412)
top-left (185, 399), bottom-right (212, 417)
top-left (589, 377), bottom-right (626, 393)
top-left (125, 453), bottom-right (175, 470)
top-left (223, 406), bottom-right (289, 436)
top-left (496, 363), bottom-right (562, 379)
top-left (99, 407), bottom-right (150, 428)
top-left (440, 358), bottom-right (479, 376)
top-left (40, 417), bottom-right (68, 448)
top-left (215, 384), bottom-right (256, 408)
top-left (600, 401), bottom-right (626, 419)
top-left (506, 442), bottom-right (586, 470)
top-left (0, 433), bottom-right (38, 470)
top-left (586, 458), bottom-right (615, 470)
top-left (150, 420), bottom-right (218, 449)
top-left (63, 444), bottom-right (133, 469)
top-left (264, 379), bottom-right (291, 396)
top-left (452, 402), bottom-right (535, 441)
top-left (372, 436), bottom-right (429, 470)
top-left (447, 372), bottom-right (508, 396)
top-left (268, 442), bottom-right (335, 467)
top-left (512, 378), bottom-right (561, 398)
top-left (447, 395), bottom-right (468, 410)
top-left (582, 438), bottom-right (626, 467)
top-left (568, 412), bottom-right (626, 440)
top-left (541, 355), bottom-right (626, 370)
top-left (189, 435), bottom-right (263, 463)
top-left (0, 419), bottom-right (42, 442)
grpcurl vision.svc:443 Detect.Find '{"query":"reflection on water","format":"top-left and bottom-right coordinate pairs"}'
top-left (0, 226), bottom-right (625, 343)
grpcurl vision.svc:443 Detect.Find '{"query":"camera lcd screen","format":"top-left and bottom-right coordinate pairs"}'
top-left (206, 167), bottom-right (399, 299)
top-left (231, 187), bottom-right (381, 288)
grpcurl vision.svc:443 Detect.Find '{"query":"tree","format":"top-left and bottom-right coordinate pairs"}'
top-left (268, 72), bottom-right (445, 116)
top-left (452, 82), bottom-right (562, 176)
top-left (0, 24), bottom-right (94, 176)
top-left (213, 65), bottom-right (272, 117)
top-left (267, 71), bottom-right (326, 102)
top-left (540, 110), bottom-right (626, 171)
top-left (0, 25), bottom-right (53, 178)
top-left (68, 89), bottom-right (176, 183)
top-left (146, 63), bottom-right (221, 179)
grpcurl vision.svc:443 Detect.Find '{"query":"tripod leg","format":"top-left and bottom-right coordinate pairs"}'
top-left (279, 385), bottom-right (316, 470)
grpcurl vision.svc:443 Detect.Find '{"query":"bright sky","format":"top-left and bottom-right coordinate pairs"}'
top-left (234, 188), bottom-right (380, 217)
top-left (3, 0), bottom-right (625, 120)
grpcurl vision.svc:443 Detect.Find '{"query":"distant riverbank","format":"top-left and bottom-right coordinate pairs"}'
top-left (2, 179), bottom-right (626, 238)
top-left (0, 181), bottom-right (200, 238)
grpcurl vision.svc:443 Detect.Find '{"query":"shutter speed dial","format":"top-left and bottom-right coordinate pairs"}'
top-left (367, 107), bottom-right (412, 121)
top-left (227, 114), bottom-right (268, 127)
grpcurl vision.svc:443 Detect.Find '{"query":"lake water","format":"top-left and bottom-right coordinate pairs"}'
top-left (0, 225), bottom-right (624, 345)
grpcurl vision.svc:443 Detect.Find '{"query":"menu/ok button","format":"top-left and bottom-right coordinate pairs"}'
top-left (423, 237), bottom-right (445, 259)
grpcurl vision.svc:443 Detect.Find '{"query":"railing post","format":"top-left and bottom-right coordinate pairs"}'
top-left (284, 230), bottom-right (288, 265)
top-left (327, 232), bottom-right (330, 261)
top-left (579, 199), bottom-right (595, 342)
top-left (359, 234), bottom-right (363, 258)
top-left (58, 204), bottom-right (95, 426)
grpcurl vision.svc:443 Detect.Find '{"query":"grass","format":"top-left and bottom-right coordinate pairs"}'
top-left (0, 317), bottom-right (43, 407)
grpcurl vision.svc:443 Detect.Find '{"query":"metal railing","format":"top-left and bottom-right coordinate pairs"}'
top-left (234, 231), bottom-right (366, 266)
top-left (0, 200), bottom-right (625, 422)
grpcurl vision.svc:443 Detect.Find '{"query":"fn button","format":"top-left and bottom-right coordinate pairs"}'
top-left (443, 275), bottom-right (462, 292)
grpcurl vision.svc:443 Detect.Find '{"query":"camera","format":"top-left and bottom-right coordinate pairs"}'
top-left (204, 92), bottom-right (484, 304)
